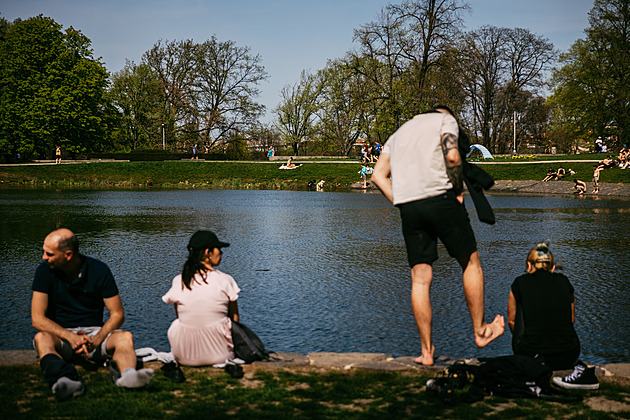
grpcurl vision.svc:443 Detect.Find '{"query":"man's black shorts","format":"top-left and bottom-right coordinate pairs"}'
top-left (398, 190), bottom-right (477, 267)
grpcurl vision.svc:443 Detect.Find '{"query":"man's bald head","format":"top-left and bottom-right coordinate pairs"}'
top-left (45, 228), bottom-right (79, 254)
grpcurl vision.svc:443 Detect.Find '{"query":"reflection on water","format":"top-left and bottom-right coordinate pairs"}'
top-left (1, 189), bottom-right (628, 364)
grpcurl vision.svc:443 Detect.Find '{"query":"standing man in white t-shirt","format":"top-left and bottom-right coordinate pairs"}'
top-left (371, 106), bottom-right (505, 366)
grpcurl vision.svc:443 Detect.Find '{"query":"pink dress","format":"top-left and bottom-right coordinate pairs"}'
top-left (162, 270), bottom-right (240, 366)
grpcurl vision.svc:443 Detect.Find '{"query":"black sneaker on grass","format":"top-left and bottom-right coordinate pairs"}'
top-left (552, 362), bottom-right (599, 390)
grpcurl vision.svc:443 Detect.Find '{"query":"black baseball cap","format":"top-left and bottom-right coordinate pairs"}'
top-left (187, 230), bottom-right (230, 251)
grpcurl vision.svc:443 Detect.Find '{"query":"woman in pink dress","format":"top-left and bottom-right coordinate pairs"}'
top-left (162, 231), bottom-right (240, 366)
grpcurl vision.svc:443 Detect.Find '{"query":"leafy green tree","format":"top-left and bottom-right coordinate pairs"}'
top-left (549, 0), bottom-right (630, 147)
top-left (0, 15), bottom-right (109, 160)
top-left (317, 59), bottom-right (373, 156)
top-left (108, 61), bottom-right (164, 150)
top-left (225, 137), bottom-right (251, 160)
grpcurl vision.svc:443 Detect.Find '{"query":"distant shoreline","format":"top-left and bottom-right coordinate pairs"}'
top-left (490, 180), bottom-right (630, 198)
top-left (1, 160), bottom-right (628, 196)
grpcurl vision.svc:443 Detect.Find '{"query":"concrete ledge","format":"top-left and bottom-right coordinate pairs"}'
top-left (252, 352), bottom-right (309, 368)
top-left (0, 350), bottom-right (38, 365)
top-left (3, 350), bottom-right (629, 380)
top-left (308, 352), bottom-right (392, 370)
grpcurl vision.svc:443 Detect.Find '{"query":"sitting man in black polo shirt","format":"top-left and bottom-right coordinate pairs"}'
top-left (31, 228), bottom-right (154, 400)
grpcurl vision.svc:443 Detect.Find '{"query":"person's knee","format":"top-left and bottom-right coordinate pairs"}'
top-left (109, 330), bottom-right (135, 351)
top-left (34, 332), bottom-right (59, 355)
top-left (457, 250), bottom-right (481, 271)
top-left (411, 264), bottom-right (432, 287)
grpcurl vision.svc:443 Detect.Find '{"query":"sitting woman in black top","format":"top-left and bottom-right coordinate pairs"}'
top-left (507, 242), bottom-right (598, 389)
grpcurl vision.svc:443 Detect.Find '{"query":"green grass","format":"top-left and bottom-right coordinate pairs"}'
top-left (1, 364), bottom-right (628, 419)
top-left (1, 156), bottom-right (628, 191)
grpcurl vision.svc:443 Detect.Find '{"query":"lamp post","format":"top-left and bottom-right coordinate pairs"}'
top-left (513, 111), bottom-right (517, 154)
top-left (162, 124), bottom-right (165, 150)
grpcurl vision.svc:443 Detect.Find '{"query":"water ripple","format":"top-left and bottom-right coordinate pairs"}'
top-left (1, 190), bottom-right (628, 363)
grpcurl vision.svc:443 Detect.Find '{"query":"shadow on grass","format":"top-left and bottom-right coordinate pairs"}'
top-left (1, 363), bottom-right (627, 419)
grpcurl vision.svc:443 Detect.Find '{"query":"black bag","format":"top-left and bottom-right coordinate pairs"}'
top-left (231, 321), bottom-right (269, 363)
top-left (427, 356), bottom-right (582, 404)
top-left (473, 355), bottom-right (554, 398)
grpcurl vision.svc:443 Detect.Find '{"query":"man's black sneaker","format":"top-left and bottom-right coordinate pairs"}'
top-left (161, 362), bottom-right (186, 383)
top-left (553, 362), bottom-right (599, 390)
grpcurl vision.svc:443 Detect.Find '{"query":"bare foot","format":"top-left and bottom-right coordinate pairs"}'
top-left (414, 345), bottom-right (435, 366)
top-left (475, 315), bottom-right (505, 348)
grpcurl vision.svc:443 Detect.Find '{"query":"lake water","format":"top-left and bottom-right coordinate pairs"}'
top-left (1, 188), bottom-right (628, 364)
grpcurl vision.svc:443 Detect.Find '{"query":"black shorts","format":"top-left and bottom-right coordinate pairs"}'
top-left (398, 190), bottom-right (477, 267)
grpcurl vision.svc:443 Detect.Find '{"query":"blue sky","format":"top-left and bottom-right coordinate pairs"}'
top-left (3, 0), bottom-right (594, 122)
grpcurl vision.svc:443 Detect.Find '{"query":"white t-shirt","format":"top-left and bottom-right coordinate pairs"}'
top-left (162, 270), bottom-right (241, 366)
top-left (383, 112), bottom-right (459, 205)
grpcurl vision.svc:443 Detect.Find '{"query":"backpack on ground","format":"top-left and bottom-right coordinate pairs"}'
top-left (231, 321), bottom-right (270, 363)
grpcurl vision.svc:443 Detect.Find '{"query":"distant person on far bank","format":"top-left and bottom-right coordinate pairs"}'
top-left (556, 165), bottom-right (566, 180)
top-left (508, 242), bottom-right (598, 389)
top-left (55, 146), bottom-right (61, 164)
top-left (542, 167), bottom-right (557, 182)
top-left (371, 105), bottom-right (504, 366)
top-left (618, 147), bottom-right (629, 169)
top-left (192, 144), bottom-right (198, 160)
top-left (359, 163), bottom-right (373, 189)
top-left (572, 179), bottom-right (587, 195)
top-left (372, 142), bottom-right (382, 162)
top-left (31, 228), bottom-right (154, 400)
top-left (592, 165), bottom-right (602, 194)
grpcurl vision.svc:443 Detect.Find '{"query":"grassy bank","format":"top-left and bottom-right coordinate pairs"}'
top-left (0, 156), bottom-right (627, 190)
top-left (2, 363), bottom-right (628, 419)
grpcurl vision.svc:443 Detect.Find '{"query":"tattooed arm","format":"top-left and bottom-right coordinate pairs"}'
top-left (440, 132), bottom-right (464, 203)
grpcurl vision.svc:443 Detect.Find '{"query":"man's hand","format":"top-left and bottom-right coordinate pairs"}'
top-left (71, 332), bottom-right (93, 358)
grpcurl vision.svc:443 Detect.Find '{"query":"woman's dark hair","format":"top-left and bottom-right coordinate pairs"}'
top-left (434, 104), bottom-right (456, 117)
top-left (181, 247), bottom-right (211, 290)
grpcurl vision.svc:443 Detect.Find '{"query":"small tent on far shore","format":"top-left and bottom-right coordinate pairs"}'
top-left (467, 144), bottom-right (494, 159)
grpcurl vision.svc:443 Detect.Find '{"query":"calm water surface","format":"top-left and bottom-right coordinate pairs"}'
top-left (1, 189), bottom-right (628, 364)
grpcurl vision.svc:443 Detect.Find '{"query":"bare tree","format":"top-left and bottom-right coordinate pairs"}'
top-left (193, 37), bottom-right (267, 148)
top-left (389, 0), bottom-right (470, 112)
top-left (352, 7), bottom-right (408, 131)
top-left (143, 39), bottom-right (197, 143)
top-left (274, 70), bottom-right (321, 155)
top-left (461, 26), bottom-right (508, 151)
top-left (504, 28), bottom-right (556, 91)
top-left (142, 37), bottom-right (267, 150)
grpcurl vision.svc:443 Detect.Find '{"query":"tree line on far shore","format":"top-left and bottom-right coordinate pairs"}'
top-left (0, 0), bottom-right (627, 162)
